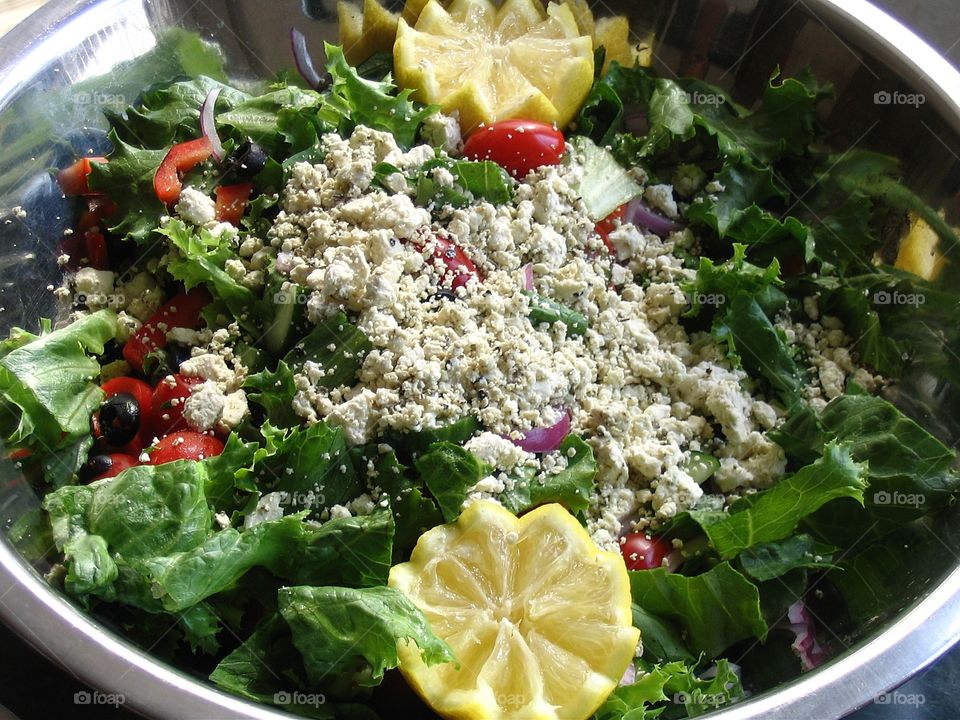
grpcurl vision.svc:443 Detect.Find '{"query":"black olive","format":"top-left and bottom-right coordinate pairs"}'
top-left (167, 342), bottom-right (192, 369)
top-left (78, 454), bottom-right (112, 483)
top-left (100, 392), bottom-right (140, 446)
top-left (429, 289), bottom-right (458, 302)
top-left (220, 139), bottom-right (268, 184)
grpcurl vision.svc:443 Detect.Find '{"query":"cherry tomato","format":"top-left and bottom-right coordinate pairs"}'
top-left (57, 156), bottom-right (107, 196)
top-left (463, 120), bottom-right (565, 178)
top-left (595, 204), bottom-right (627, 255)
top-left (620, 533), bottom-right (672, 571)
top-left (148, 431), bottom-right (224, 465)
top-left (122, 288), bottom-right (211, 372)
top-left (150, 374), bottom-right (202, 437)
top-left (153, 136), bottom-right (213, 205)
top-left (214, 182), bottom-right (253, 226)
top-left (78, 453), bottom-right (138, 482)
top-left (412, 234), bottom-right (479, 290)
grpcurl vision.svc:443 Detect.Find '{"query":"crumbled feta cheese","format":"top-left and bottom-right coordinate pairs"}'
top-left (420, 112), bottom-right (463, 155)
top-left (175, 186), bottom-right (217, 226)
top-left (183, 381), bottom-right (226, 432)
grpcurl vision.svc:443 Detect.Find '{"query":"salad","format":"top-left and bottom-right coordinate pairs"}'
top-left (4, 0), bottom-right (960, 718)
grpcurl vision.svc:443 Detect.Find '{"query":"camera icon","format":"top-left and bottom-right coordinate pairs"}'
top-left (274, 691), bottom-right (291, 705)
top-left (874, 90), bottom-right (892, 105)
top-left (873, 490), bottom-right (892, 506)
top-left (872, 290), bottom-right (891, 305)
top-left (74, 691), bottom-right (91, 705)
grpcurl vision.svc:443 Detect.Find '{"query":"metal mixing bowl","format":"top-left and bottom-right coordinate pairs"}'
top-left (0, 0), bottom-right (959, 718)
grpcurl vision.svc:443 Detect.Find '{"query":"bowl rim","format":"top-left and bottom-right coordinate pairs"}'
top-left (1, 1), bottom-right (959, 719)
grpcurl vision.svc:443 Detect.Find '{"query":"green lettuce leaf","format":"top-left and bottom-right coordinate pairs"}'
top-left (414, 442), bottom-right (490, 522)
top-left (500, 435), bottom-right (597, 514)
top-left (283, 312), bottom-right (372, 388)
top-left (292, 511), bottom-right (394, 588)
top-left (319, 44), bottom-right (437, 149)
top-left (0, 310), bottom-right (116, 448)
top-left (738, 534), bottom-right (838, 582)
top-left (629, 563), bottom-right (767, 659)
top-left (244, 360), bottom-right (301, 428)
top-left (686, 442), bottom-right (867, 559)
top-left (278, 585), bottom-right (456, 688)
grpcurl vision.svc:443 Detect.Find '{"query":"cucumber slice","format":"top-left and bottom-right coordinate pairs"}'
top-left (263, 277), bottom-right (305, 356)
top-left (683, 451), bottom-right (720, 484)
top-left (566, 135), bottom-right (642, 221)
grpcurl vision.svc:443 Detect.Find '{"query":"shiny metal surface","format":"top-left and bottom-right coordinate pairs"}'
top-left (0, 0), bottom-right (958, 718)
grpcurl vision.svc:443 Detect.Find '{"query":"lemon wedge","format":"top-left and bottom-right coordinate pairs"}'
top-left (389, 501), bottom-right (639, 720)
top-left (895, 212), bottom-right (948, 281)
top-left (394, 0), bottom-right (595, 131)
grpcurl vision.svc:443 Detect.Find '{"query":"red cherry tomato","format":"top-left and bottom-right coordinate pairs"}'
top-left (97, 453), bottom-right (139, 481)
top-left (148, 431), bottom-right (224, 465)
top-left (122, 288), bottom-right (210, 372)
top-left (412, 234), bottom-right (480, 290)
top-left (463, 120), bottom-right (565, 178)
top-left (57, 156), bottom-right (107, 196)
top-left (150, 374), bottom-right (202, 437)
top-left (620, 533), bottom-right (672, 570)
top-left (153, 136), bottom-right (213, 205)
top-left (214, 183), bottom-right (253, 226)
top-left (595, 204), bottom-right (627, 255)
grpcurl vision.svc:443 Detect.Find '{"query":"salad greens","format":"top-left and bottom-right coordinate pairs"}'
top-left (2, 23), bottom-right (960, 720)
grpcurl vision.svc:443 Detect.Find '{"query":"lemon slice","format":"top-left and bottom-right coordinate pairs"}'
top-left (389, 501), bottom-right (639, 720)
top-left (594, 15), bottom-right (655, 72)
top-left (394, 0), bottom-right (595, 131)
top-left (339, 0), bottom-right (438, 64)
top-left (895, 212), bottom-right (948, 281)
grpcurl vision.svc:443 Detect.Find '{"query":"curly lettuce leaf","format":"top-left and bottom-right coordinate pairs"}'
top-left (319, 44), bottom-right (437, 149)
top-left (278, 585), bottom-right (456, 688)
top-left (0, 310), bottom-right (116, 448)
top-left (283, 312), bottom-right (372, 388)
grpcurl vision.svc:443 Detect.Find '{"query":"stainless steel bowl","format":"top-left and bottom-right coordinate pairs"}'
top-left (0, 1), bottom-right (959, 718)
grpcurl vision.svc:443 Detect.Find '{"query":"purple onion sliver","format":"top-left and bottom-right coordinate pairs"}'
top-left (511, 411), bottom-right (571, 453)
top-left (290, 27), bottom-right (323, 90)
top-left (522, 263), bottom-right (534, 292)
top-left (785, 601), bottom-right (828, 671)
top-left (200, 87), bottom-right (224, 162)
top-left (623, 197), bottom-right (683, 237)
top-left (618, 663), bottom-right (637, 687)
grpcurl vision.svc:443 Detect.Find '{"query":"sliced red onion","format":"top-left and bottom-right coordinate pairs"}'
top-left (618, 662), bottom-right (637, 686)
top-left (785, 600), bottom-right (828, 671)
top-left (522, 263), bottom-right (534, 292)
top-left (200, 87), bottom-right (224, 162)
top-left (664, 549), bottom-right (684, 573)
top-left (290, 27), bottom-right (327, 90)
top-left (275, 252), bottom-right (295, 273)
top-left (509, 411), bottom-right (571, 453)
top-left (622, 197), bottom-right (683, 237)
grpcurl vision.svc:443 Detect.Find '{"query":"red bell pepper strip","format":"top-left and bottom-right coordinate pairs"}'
top-left (214, 183), bottom-right (253, 226)
top-left (595, 204), bottom-right (626, 255)
top-left (57, 156), bottom-right (107, 196)
top-left (76, 196), bottom-right (118, 234)
top-left (83, 229), bottom-right (109, 270)
top-left (153, 137), bottom-right (213, 205)
top-left (122, 288), bottom-right (211, 371)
